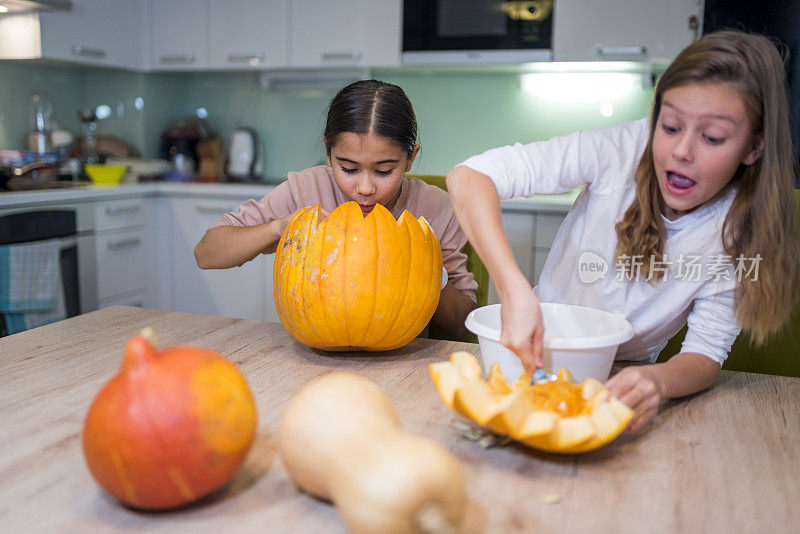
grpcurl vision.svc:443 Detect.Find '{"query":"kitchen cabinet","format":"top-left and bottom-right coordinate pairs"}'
top-left (553, 0), bottom-right (700, 62)
top-left (148, 0), bottom-right (208, 70)
top-left (93, 198), bottom-right (151, 309)
top-left (290, 0), bottom-right (401, 68)
top-left (208, 0), bottom-right (290, 70)
top-left (0, 0), bottom-right (144, 69)
top-left (487, 210), bottom-right (567, 305)
top-left (166, 197), bottom-right (276, 322)
top-left (149, 0), bottom-right (291, 71)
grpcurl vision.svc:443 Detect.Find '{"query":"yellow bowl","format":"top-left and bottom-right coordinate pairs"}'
top-left (84, 164), bottom-right (127, 186)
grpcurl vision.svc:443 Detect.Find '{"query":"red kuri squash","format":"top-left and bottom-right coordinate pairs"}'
top-left (82, 328), bottom-right (257, 510)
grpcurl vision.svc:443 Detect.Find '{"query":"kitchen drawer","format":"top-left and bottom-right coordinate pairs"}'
top-left (535, 214), bottom-right (566, 249)
top-left (98, 289), bottom-right (148, 310)
top-left (95, 230), bottom-right (146, 299)
top-left (94, 199), bottom-right (145, 231)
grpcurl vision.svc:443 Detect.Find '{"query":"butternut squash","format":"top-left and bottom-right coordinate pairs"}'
top-left (278, 372), bottom-right (474, 534)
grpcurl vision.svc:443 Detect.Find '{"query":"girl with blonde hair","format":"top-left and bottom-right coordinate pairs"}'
top-left (447, 31), bottom-right (800, 430)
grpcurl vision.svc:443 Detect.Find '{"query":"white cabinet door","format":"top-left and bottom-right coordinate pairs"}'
top-left (487, 211), bottom-right (535, 305)
top-left (290, 0), bottom-right (400, 68)
top-left (92, 198), bottom-right (150, 306)
top-left (553, 0), bottom-right (700, 62)
top-left (533, 212), bottom-right (566, 286)
top-left (168, 197), bottom-right (271, 321)
top-left (149, 0), bottom-right (208, 70)
top-left (37, 0), bottom-right (142, 68)
top-left (208, 0), bottom-right (290, 69)
top-left (95, 230), bottom-right (147, 299)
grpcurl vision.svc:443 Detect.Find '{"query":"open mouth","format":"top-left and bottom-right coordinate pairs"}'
top-left (665, 171), bottom-right (696, 195)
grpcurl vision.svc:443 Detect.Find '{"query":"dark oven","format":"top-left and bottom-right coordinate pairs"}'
top-left (0, 210), bottom-right (80, 336)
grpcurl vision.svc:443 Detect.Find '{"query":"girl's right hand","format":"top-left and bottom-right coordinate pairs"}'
top-left (272, 206), bottom-right (330, 243)
top-left (499, 281), bottom-right (544, 373)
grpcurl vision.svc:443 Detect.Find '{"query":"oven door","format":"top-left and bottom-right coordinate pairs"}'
top-left (403, 0), bottom-right (553, 63)
top-left (0, 209), bottom-right (91, 337)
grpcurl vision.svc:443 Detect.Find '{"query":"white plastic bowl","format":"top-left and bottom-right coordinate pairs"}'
top-left (465, 303), bottom-right (634, 383)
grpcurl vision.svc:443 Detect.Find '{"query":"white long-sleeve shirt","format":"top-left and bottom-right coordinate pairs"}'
top-left (460, 119), bottom-right (741, 364)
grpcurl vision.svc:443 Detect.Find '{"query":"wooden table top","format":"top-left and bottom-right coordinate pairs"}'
top-left (1, 306), bottom-right (798, 533)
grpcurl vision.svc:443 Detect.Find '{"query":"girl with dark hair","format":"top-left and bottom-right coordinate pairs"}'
top-left (446, 31), bottom-right (800, 430)
top-left (195, 80), bottom-right (477, 339)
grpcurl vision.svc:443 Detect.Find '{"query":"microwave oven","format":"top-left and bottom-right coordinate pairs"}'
top-left (403, 0), bottom-right (554, 64)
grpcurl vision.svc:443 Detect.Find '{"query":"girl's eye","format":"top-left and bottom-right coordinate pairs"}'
top-left (340, 166), bottom-right (358, 174)
top-left (375, 169), bottom-right (392, 176)
top-left (703, 135), bottom-right (724, 145)
top-left (661, 124), bottom-right (679, 134)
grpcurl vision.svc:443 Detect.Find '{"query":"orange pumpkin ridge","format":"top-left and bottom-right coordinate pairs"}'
top-left (279, 206), bottom-right (321, 347)
top-left (297, 206), bottom-right (329, 348)
top-left (361, 204), bottom-right (411, 349)
top-left (352, 209), bottom-right (379, 347)
top-left (369, 211), bottom-right (417, 349)
top-left (378, 211), bottom-right (442, 348)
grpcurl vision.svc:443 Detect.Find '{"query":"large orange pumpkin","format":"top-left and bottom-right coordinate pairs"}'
top-left (274, 201), bottom-right (442, 351)
top-left (82, 328), bottom-right (257, 510)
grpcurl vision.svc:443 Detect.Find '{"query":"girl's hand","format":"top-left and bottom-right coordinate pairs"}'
top-left (605, 365), bottom-right (663, 431)
top-left (275, 214), bottom-right (294, 236)
top-left (271, 207), bottom-right (330, 246)
top-left (500, 285), bottom-right (544, 373)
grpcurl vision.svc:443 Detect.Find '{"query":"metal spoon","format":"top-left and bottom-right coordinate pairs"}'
top-left (531, 367), bottom-right (558, 384)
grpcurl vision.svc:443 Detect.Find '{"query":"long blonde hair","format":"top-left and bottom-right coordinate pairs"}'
top-left (615, 31), bottom-right (800, 344)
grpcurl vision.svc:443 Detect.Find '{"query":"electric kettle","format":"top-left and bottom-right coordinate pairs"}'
top-left (225, 127), bottom-right (259, 181)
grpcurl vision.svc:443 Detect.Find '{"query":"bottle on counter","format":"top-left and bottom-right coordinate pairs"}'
top-left (28, 91), bottom-right (54, 154)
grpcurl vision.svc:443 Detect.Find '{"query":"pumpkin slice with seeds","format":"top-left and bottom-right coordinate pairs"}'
top-left (429, 351), bottom-right (483, 409)
top-left (429, 352), bottom-right (633, 454)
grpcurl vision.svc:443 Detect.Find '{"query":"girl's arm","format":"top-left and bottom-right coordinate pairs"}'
top-left (446, 165), bottom-right (545, 371)
top-left (194, 215), bottom-right (292, 269)
top-left (605, 352), bottom-right (720, 431)
top-left (432, 282), bottom-right (476, 339)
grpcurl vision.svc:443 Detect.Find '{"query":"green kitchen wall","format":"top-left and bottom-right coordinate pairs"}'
top-left (0, 62), bottom-right (655, 179)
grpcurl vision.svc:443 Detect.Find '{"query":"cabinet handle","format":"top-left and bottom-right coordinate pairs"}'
top-left (71, 45), bottom-right (107, 59)
top-left (159, 54), bottom-right (196, 64)
top-left (595, 45), bottom-right (647, 57)
top-left (107, 237), bottom-right (142, 250)
top-left (227, 53), bottom-right (265, 64)
top-left (106, 205), bottom-right (140, 216)
top-left (322, 51), bottom-right (362, 61)
top-left (196, 204), bottom-right (236, 214)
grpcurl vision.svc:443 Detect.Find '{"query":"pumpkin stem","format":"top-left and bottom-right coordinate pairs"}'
top-left (139, 327), bottom-right (159, 347)
top-left (413, 502), bottom-right (456, 534)
top-left (121, 328), bottom-right (159, 371)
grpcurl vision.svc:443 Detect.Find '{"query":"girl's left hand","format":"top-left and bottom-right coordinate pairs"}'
top-left (605, 365), bottom-right (663, 431)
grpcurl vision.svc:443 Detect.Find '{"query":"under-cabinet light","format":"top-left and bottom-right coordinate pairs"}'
top-left (520, 72), bottom-right (641, 103)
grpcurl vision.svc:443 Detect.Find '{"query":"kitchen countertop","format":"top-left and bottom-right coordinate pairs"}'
top-left (0, 182), bottom-right (278, 208)
top-left (0, 181), bottom-right (577, 213)
top-left (1, 306), bottom-right (798, 532)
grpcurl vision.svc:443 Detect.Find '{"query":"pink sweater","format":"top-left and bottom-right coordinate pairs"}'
top-left (209, 165), bottom-right (478, 301)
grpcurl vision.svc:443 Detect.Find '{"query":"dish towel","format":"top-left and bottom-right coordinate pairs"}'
top-left (0, 239), bottom-right (66, 335)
